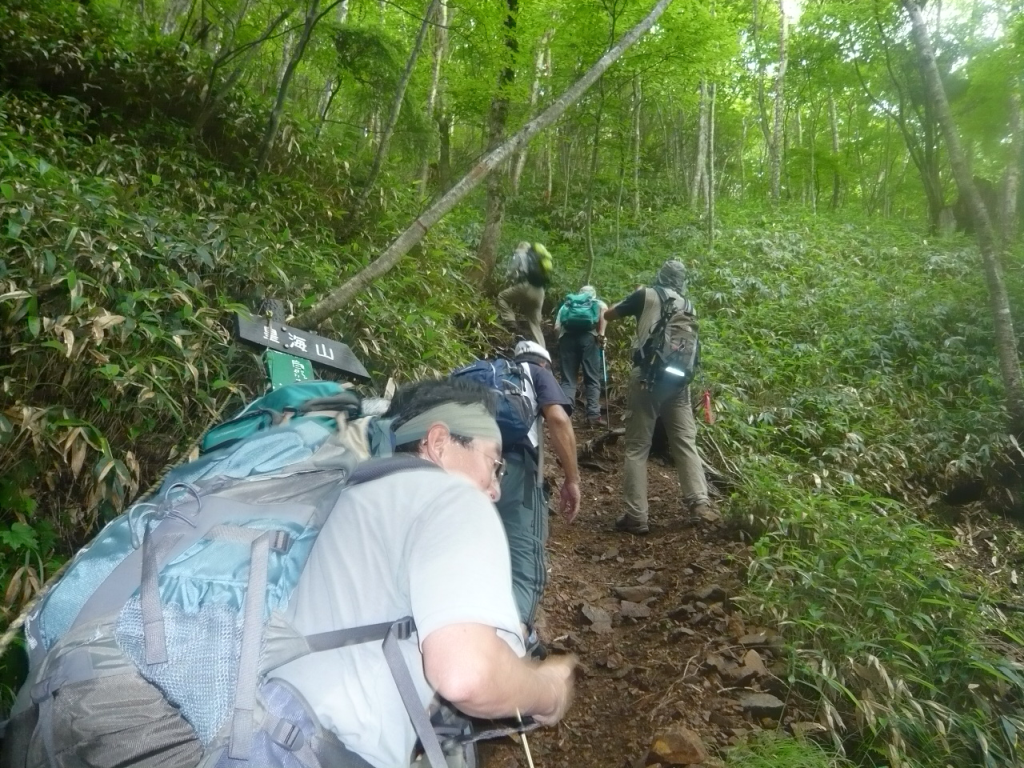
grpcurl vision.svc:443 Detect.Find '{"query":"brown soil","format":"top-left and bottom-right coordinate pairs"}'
top-left (482, 420), bottom-right (792, 768)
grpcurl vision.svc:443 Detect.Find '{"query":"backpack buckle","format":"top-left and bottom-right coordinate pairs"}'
top-left (392, 617), bottom-right (416, 641)
top-left (270, 719), bottom-right (305, 751)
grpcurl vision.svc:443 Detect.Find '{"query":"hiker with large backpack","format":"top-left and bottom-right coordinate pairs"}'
top-left (496, 241), bottom-right (554, 349)
top-left (1, 378), bottom-right (575, 768)
top-left (451, 341), bottom-right (580, 654)
top-left (555, 285), bottom-right (609, 426)
top-left (603, 259), bottom-right (713, 535)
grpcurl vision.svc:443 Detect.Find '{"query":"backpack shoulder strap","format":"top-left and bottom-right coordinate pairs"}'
top-left (348, 455), bottom-right (438, 485)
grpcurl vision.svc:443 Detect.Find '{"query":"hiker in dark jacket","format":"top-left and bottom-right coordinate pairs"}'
top-left (603, 260), bottom-right (713, 535)
top-left (554, 285), bottom-right (608, 425)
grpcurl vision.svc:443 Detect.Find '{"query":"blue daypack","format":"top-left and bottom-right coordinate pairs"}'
top-left (450, 358), bottom-right (538, 445)
top-left (1, 384), bottom-right (468, 768)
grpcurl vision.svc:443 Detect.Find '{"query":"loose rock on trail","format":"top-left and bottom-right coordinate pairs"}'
top-left (482, 421), bottom-right (793, 768)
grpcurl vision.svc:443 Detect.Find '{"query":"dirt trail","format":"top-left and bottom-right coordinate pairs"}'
top-left (484, 422), bottom-right (791, 768)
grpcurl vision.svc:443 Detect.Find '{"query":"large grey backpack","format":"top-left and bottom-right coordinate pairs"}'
top-left (0, 442), bottom-right (462, 768)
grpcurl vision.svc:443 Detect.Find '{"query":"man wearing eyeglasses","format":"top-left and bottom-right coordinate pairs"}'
top-left (274, 378), bottom-right (575, 768)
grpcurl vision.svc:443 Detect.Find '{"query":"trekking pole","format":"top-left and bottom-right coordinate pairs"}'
top-left (601, 346), bottom-right (610, 426)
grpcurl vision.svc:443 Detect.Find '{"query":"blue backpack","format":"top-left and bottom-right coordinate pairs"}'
top-left (450, 358), bottom-right (538, 445)
top-left (1, 384), bottom-right (470, 768)
top-left (558, 292), bottom-right (600, 333)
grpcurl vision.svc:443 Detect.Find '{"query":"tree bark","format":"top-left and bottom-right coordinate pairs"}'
top-left (475, 0), bottom-right (519, 284)
top-left (293, 0), bottom-right (675, 330)
top-left (419, 0), bottom-right (448, 197)
top-left (1001, 84), bottom-right (1023, 245)
top-left (339, 0), bottom-right (440, 239)
top-left (828, 89), bottom-right (840, 209)
top-left (584, 77), bottom-right (605, 285)
top-left (314, 0), bottom-right (350, 140)
top-left (512, 31), bottom-right (554, 195)
top-left (707, 80), bottom-right (716, 250)
top-left (690, 80), bottom-right (708, 207)
top-left (903, 0), bottom-right (1024, 433)
top-left (769, 0), bottom-right (788, 206)
top-left (633, 75), bottom-right (642, 216)
top-left (255, 0), bottom-right (323, 173)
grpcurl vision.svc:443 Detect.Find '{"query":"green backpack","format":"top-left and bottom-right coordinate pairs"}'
top-left (558, 292), bottom-right (600, 333)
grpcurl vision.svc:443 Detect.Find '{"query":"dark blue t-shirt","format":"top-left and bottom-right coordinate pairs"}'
top-left (505, 361), bottom-right (571, 456)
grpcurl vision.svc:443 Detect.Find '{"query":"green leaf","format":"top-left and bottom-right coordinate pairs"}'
top-left (27, 315), bottom-right (40, 337)
top-left (0, 182), bottom-right (13, 200)
top-left (0, 522), bottom-right (38, 551)
top-left (7, 220), bottom-right (22, 239)
top-left (66, 270), bottom-right (77, 290)
top-left (36, 158), bottom-right (52, 175)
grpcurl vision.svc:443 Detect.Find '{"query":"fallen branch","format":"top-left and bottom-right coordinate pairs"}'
top-left (293, 0), bottom-right (674, 329)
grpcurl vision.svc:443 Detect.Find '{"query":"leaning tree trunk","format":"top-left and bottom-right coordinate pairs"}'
top-left (903, 0), bottom-right (1024, 434)
top-left (339, 0), bottom-right (440, 239)
top-left (475, 0), bottom-right (520, 284)
top-left (583, 77), bottom-right (606, 285)
top-left (707, 80), bottom-right (716, 250)
top-left (769, 0), bottom-right (788, 206)
top-left (255, 0), bottom-right (322, 173)
top-left (293, 0), bottom-right (675, 329)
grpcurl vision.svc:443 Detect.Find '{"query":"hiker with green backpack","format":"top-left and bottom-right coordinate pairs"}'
top-left (603, 259), bottom-right (714, 535)
top-left (496, 241), bottom-right (554, 348)
top-left (555, 285), bottom-right (608, 426)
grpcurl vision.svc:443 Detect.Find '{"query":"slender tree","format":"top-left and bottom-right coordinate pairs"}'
top-left (903, 0), bottom-right (1024, 433)
top-left (294, 0), bottom-right (676, 329)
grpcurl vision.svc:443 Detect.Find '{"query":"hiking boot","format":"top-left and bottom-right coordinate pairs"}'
top-left (587, 416), bottom-right (608, 427)
top-left (683, 501), bottom-right (721, 526)
top-left (614, 515), bottom-right (649, 535)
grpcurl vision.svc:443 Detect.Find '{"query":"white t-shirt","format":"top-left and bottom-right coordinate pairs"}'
top-left (273, 467), bottom-right (524, 768)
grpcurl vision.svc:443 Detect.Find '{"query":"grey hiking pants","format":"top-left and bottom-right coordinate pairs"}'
top-left (558, 331), bottom-right (602, 420)
top-left (497, 282), bottom-right (546, 348)
top-left (495, 450), bottom-right (547, 625)
top-left (623, 369), bottom-right (708, 525)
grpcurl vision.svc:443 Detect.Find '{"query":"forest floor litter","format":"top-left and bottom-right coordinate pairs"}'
top-left (481, 419), bottom-right (811, 768)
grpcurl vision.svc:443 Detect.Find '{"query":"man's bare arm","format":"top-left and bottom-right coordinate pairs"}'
top-left (422, 623), bottom-right (574, 725)
top-left (542, 404), bottom-right (581, 522)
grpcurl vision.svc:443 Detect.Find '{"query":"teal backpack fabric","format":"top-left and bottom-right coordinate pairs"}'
top-left (0, 383), bottom-right (469, 768)
top-left (558, 292), bottom-right (600, 333)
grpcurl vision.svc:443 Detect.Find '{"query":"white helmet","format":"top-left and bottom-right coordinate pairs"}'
top-left (514, 340), bottom-right (551, 365)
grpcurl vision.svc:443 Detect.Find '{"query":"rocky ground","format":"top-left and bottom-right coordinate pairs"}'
top-left (481, 420), bottom-right (810, 768)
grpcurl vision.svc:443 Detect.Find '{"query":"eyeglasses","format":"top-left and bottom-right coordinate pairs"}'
top-left (457, 440), bottom-right (506, 483)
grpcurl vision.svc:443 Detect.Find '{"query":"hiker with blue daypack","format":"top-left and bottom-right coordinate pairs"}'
top-left (555, 284), bottom-right (608, 426)
top-left (2, 378), bottom-right (575, 768)
top-left (603, 259), bottom-right (713, 535)
top-left (496, 242), bottom-right (554, 349)
top-left (451, 341), bottom-right (580, 656)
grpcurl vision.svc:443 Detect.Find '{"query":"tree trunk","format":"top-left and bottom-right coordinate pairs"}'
top-left (419, 0), bottom-right (448, 198)
top-left (769, 0), bottom-right (788, 206)
top-left (512, 31), bottom-right (554, 195)
top-left (545, 131), bottom-right (554, 203)
top-left (193, 9), bottom-right (291, 136)
top-left (584, 78), bottom-right (605, 285)
top-left (633, 75), bottom-right (642, 216)
top-left (751, 0), bottom-right (772, 148)
top-left (339, 0), bottom-right (440, 239)
top-left (255, 0), bottom-right (323, 173)
top-left (707, 80), bottom-right (716, 250)
top-left (903, 0), bottom-right (1024, 433)
top-left (690, 80), bottom-right (708, 207)
top-left (314, 0), bottom-right (351, 140)
top-left (475, 0), bottom-right (519, 284)
top-left (828, 89), bottom-right (840, 209)
top-left (438, 115), bottom-right (452, 192)
top-left (1001, 84), bottom-right (1023, 245)
top-left (739, 116), bottom-right (747, 195)
top-left (293, 0), bottom-right (675, 330)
